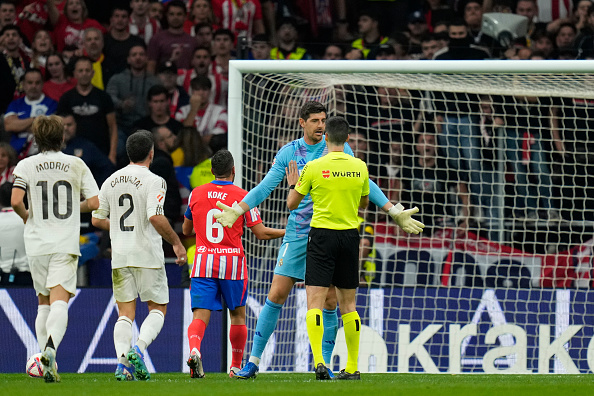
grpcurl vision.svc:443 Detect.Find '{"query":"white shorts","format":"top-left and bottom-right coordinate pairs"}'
top-left (112, 267), bottom-right (169, 304)
top-left (29, 254), bottom-right (78, 297)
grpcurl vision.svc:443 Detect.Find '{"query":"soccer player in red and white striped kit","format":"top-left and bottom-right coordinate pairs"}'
top-left (182, 149), bottom-right (284, 378)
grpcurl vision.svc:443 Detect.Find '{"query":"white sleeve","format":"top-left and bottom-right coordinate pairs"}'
top-left (11, 161), bottom-right (30, 190)
top-left (146, 176), bottom-right (166, 219)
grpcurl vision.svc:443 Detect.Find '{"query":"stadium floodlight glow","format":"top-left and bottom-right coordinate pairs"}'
top-left (229, 59), bottom-right (594, 374)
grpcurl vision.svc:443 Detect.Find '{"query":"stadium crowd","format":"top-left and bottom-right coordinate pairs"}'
top-left (1, 0), bottom-right (594, 289)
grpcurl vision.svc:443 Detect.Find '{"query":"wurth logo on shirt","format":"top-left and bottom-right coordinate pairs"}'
top-left (322, 170), bottom-right (330, 179)
top-left (332, 171), bottom-right (361, 178)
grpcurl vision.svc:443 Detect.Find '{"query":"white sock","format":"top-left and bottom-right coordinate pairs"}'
top-left (137, 310), bottom-right (165, 352)
top-left (35, 305), bottom-right (50, 352)
top-left (45, 300), bottom-right (68, 351)
top-left (114, 316), bottom-right (133, 364)
top-left (249, 356), bottom-right (261, 365)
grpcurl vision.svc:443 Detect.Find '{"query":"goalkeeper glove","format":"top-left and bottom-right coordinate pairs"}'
top-left (214, 201), bottom-right (245, 228)
top-left (388, 203), bottom-right (425, 234)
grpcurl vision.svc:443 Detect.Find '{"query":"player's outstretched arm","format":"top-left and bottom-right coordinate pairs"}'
top-left (387, 203), bottom-right (425, 235)
top-left (249, 223), bottom-right (285, 240)
top-left (214, 201), bottom-right (249, 228)
top-left (149, 214), bottom-right (188, 265)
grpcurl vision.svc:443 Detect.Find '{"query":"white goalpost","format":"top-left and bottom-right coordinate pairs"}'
top-left (228, 60), bottom-right (594, 374)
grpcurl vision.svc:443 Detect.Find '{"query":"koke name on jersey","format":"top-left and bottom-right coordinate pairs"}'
top-left (207, 190), bottom-right (228, 200)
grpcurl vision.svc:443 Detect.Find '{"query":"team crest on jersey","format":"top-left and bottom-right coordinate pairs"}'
top-left (322, 170), bottom-right (330, 179)
top-left (278, 258), bottom-right (283, 266)
top-left (272, 157), bottom-right (277, 166)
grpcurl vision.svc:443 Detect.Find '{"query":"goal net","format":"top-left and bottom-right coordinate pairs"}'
top-left (228, 60), bottom-right (594, 374)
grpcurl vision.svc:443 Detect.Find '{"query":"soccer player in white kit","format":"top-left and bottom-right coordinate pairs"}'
top-left (11, 115), bottom-right (100, 383)
top-left (92, 130), bottom-right (187, 381)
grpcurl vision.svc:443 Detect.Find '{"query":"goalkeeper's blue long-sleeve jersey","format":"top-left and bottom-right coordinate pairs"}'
top-left (243, 136), bottom-right (389, 242)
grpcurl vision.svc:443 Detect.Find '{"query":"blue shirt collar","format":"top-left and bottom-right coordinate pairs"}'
top-left (211, 180), bottom-right (233, 185)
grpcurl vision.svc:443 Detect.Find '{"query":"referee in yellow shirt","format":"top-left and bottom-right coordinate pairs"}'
top-left (287, 116), bottom-right (368, 380)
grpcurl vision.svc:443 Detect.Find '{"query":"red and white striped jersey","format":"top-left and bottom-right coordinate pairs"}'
top-left (185, 180), bottom-right (262, 280)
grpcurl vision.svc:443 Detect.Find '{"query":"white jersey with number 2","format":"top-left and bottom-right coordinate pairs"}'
top-left (93, 164), bottom-right (167, 269)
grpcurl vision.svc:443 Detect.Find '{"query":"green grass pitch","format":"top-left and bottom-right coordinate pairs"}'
top-left (1, 373), bottom-right (594, 396)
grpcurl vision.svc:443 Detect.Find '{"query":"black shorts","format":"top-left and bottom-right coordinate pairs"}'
top-left (305, 227), bottom-right (360, 289)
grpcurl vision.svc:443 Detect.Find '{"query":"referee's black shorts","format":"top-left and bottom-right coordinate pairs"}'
top-left (305, 227), bottom-right (360, 289)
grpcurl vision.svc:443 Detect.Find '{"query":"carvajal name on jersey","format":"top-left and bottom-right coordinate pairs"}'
top-left (196, 246), bottom-right (241, 254)
top-left (207, 191), bottom-right (228, 200)
top-left (35, 162), bottom-right (70, 173)
top-left (110, 176), bottom-right (143, 189)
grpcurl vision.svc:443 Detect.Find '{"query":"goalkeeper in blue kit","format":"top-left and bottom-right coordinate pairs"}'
top-left (215, 101), bottom-right (424, 378)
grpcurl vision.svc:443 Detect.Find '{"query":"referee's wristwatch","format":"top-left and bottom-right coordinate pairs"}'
top-left (289, 185), bottom-right (296, 189)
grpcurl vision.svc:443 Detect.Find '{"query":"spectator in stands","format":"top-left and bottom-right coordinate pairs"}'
top-left (554, 22), bottom-right (577, 50)
top-left (81, 27), bottom-right (112, 89)
top-left (210, 0), bottom-right (265, 42)
top-left (134, 84), bottom-right (183, 135)
top-left (375, 43), bottom-right (397, 60)
top-left (0, 142), bottom-right (16, 186)
top-left (130, 0), bottom-right (160, 45)
top-left (58, 56), bottom-right (118, 164)
top-left (1, 25), bottom-right (28, 99)
top-left (148, 0), bottom-right (164, 21)
top-left (5, 69), bottom-right (57, 159)
top-left (193, 22), bottom-right (214, 48)
top-left (390, 32), bottom-right (412, 60)
top-left (29, 30), bottom-right (53, 72)
top-left (251, 34), bottom-right (272, 59)
top-left (48, 0), bottom-right (106, 52)
top-left (184, 0), bottom-right (215, 35)
top-left (0, 1), bottom-right (15, 32)
top-left (61, 113), bottom-right (114, 185)
top-left (150, 126), bottom-right (182, 224)
top-left (420, 33), bottom-right (442, 59)
top-left (351, 10), bottom-right (388, 59)
top-left (547, 0), bottom-right (592, 34)
top-left (575, 4), bottom-right (594, 58)
top-left (178, 46), bottom-right (227, 108)
top-left (0, 47), bottom-right (16, 115)
top-left (434, 18), bottom-right (490, 59)
top-left (211, 28), bottom-right (235, 82)
top-left (147, 0), bottom-right (198, 72)
top-left (406, 10), bottom-right (429, 57)
top-left (270, 18), bottom-right (312, 60)
top-left (531, 29), bottom-right (555, 58)
top-left (379, 138), bottom-right (404, 203)
top-left (106, 44), bottom-right (161, 138)
top-left (43, 53), bottom-right (76, 102)
top-left (182, 131), bottom-right (215, 188)
top-left (463, 0), bottom-right (496, 53)
top-left (183, 75), bottom-right (228, 153)
top-left (401, 133), bottom-right (470, 237)
top-left (322, 44), bottom-right (344, 60)
top-left (0, 182), bottom-right (31, 286)
top-left (156, 61), bottom-right (190, 122)
top-left (14, 0), bottom-right (52, 44)
top-left (515, 0), bottom-right (548, 46)
top-left (104, 6), bottom-right (146, 81)
top-left (422, 0), bottom-right (456, 30)
top-left (495, 94), bottom-right (560, 220)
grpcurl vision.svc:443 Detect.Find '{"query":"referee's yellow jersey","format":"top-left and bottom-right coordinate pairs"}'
top-left (295, 151), bottom-right (369, 230)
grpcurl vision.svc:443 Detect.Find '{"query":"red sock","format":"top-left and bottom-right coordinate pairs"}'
top-left (187, 319), bottom-right (207, 353)
top-left (229, 324), bottom-right (247, 368)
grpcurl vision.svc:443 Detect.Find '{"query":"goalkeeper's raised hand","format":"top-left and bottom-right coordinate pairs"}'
top-left (214, 201), bottom-right (245, 228)
top-left (388, 203), bottom-right (425, 234)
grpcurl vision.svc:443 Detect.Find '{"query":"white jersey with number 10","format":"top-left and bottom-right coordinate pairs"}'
top-left (12, 151), bottom-right (99, 257)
